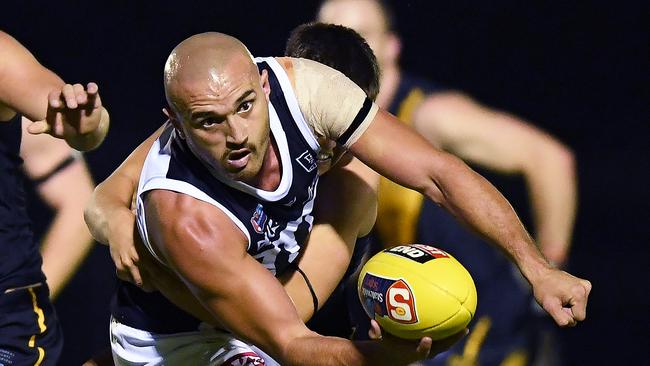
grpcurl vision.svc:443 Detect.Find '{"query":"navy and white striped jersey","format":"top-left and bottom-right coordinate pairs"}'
top-left (117, 57), bottom-right (377, 333)
top-left (136, 57), bottom-right (375, 275)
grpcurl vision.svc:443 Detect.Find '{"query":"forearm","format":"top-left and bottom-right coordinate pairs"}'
top-left (40, 207), bottom-right (94, 298)
top-left (65, 107), bottom-right (110, 151)
top-left (431, 156), bottom-right (552, 282)
top-left (283, 335), bottom-right (366, 366)
top-left (523, 146), bottom-right (577, 265)
top-left (85, 174), bottom-right (135, 245)
top-left (351, 112), bottom-right (552, 283)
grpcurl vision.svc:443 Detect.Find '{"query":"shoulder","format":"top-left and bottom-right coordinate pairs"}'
top-left (144, 190), bottom-right (247, 255)
top-left (278, 57), bottom-right (349, 83)
top-left (413, 89), bottom-right (489, 126)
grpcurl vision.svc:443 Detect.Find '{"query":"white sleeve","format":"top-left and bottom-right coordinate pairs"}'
top-left (291, 58), bottom-right (378, 148)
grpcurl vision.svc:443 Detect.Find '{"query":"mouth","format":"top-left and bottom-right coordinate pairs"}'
top-left (226, 149), bottom-right (251, 171)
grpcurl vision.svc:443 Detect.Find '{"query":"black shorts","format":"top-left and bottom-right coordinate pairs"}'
top-left (0, 283), bottom-right (63, 366)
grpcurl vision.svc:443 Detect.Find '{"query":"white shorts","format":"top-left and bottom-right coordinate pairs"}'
top-left (110, 317), bottom-right (279, 366)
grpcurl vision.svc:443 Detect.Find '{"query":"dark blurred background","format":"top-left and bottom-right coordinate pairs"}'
top-left (2, 1), bottom-right (648, 365)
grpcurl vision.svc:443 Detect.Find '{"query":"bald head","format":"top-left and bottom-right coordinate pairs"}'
top-left (164, 32), bottom-right (257, 113)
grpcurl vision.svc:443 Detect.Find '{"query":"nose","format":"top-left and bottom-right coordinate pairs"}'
top-left (226, 117), bottom-right (248, 146)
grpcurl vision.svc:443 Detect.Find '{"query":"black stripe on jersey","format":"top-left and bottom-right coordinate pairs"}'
top-left (257, 61), bottom-right (315, 154)
top-left (336, 97), bottom-right (373, 147)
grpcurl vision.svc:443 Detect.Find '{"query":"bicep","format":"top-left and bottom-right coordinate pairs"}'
top-left (144, 191), bottom-right (311, 356)
top-left (315, 156), bottom-right (378, 237)
top-left (349, 108), bottom-right (457, 202)
top-left (414, 92), bottom-right (557, 173)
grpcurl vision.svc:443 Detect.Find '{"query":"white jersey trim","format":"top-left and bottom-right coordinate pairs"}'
top-left (140, 177), bottom-right (252, 250)
top-left (136, 127), bottom-right (254, 266)
top-left (255, 57), bottom-right (320, 152)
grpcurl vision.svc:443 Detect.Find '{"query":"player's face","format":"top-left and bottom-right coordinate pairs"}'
top-left (318, 0), bottom-right (393, 69)
top-left (173, 64), bottom-right (272, 184)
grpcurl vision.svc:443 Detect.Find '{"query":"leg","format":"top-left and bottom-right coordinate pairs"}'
top-left (0, 283), bottom-right (64, 366)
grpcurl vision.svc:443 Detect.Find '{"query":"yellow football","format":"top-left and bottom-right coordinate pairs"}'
top-left (357, 244), bottom-right (477, 340)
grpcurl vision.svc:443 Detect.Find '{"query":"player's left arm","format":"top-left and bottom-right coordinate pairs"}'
top-left (281, 154), bottom-right (379, 321)
top-left (0, 31), bottom-right (109, 151)
top-left (20, 118), bottom-right (95, 298)
top-left (348, 108), bottom-right (591, 327)
top-left (412, 92), bottom-right (576, 266)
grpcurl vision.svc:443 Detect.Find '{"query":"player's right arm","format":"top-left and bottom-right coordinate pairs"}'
top-left (84, 124), bottom-right (166, 286)
top-left (142, 188), bottom-right (433, 366)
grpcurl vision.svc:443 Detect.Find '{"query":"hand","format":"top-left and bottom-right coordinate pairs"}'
top-left (107, 209), bottom-right (152, 290)
top-left (531, 268), bottom-right (592, 327)
top-left (29, 82), bottom-right (106, 150)
top-left (367, 319), bottom-right (467, 365)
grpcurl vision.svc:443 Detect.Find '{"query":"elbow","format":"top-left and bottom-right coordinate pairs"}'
top-left (532, 140), bottom-right (576, 176)
top-left (83, 190), bottom-right (108, 244)
top-left (421, 152), bottom-right (468, 206)
top-left (555, 144), bottom-right (576, 174)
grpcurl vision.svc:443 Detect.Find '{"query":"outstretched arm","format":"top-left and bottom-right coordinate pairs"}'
top-left (349, 108), bottom-right (590, 327)
top-left (413, 92), bottom-right (576, 265)
top-left (20, 118), bottom-right (95, 298)
top-left (0, 31), bottom-right (109, 151)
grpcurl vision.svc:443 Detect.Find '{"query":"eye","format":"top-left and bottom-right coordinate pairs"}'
top-left (237, 100), bottom-right (253, 113)
top-left (200, 118), bottom-right (221, 128)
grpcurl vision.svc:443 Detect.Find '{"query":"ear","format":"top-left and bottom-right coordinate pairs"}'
top-left (164, 105), bottom-right (185, 139)
top-left (385, 32), bottom-right (402, 64)
top-left (260, 69), bottom-right (271, 101)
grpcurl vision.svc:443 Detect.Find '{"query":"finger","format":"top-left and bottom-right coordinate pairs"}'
top-left (368, 319), bottom-right (383, 340)
top-left (61, 84), bottom-right (78, 109)
top-left (48, 90), bottom-right (63, 109)
top-left (73, 83), bottom-right (88, 105)
top-left (86, 82), bottom-right (101, 109)
top-left (543, 297), bottom-right (574, 327)
top-left (27, 120), bottom-right (50, 135)
top-left (416, 337), bottom-right (432, 358)
top-left (583, 280), bottom-right (592, 296)
top-left (562, 307), bottom-right (577, 327)
top-left (126, 250), bottom-right (142, 286)
top-left (86, 82), bottom-right (98, 95)
top-left (129, 265), bottom-right (143, 287)
top-left (569, 285), bottom-right (589, 321)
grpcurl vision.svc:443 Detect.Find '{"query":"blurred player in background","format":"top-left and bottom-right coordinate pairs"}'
top-left (318, 1), bottom-right (578, 365)
top-left (0, 31), bottom-right (109, 365)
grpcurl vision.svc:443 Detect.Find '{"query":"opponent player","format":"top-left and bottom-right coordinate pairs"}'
top-left (0, 31), bottom-right (109, 366)
top-left (87, 32), bottom-right (589, 365)
top-left (318, 1), bottom-right (578, 364)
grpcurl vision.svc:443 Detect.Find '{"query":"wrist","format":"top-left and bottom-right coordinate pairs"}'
top-left (514, 242), bottom-right (554, 285)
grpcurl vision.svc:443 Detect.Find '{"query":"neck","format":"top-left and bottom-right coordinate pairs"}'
top-left (249, 136), bottom-right (281, 190)
top-left (376, 64), bottom-right (400, 108)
